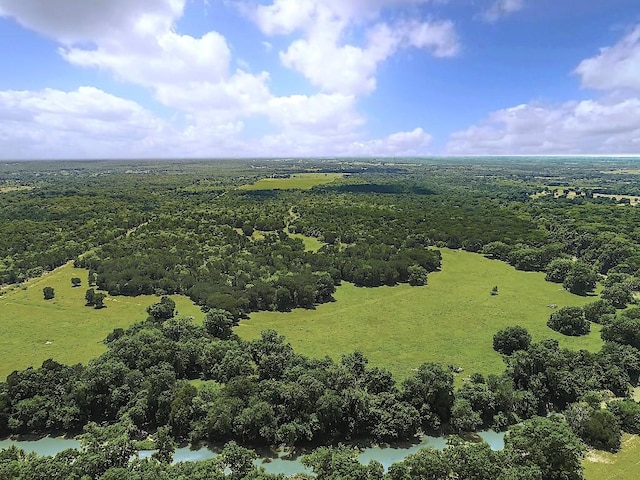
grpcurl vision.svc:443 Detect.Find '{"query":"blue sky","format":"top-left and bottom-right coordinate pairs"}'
top-left (1, 0), bottom-right (639, 159)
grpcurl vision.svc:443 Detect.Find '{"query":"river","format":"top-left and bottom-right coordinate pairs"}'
top-left (0, 430), bottom-right (505, 476)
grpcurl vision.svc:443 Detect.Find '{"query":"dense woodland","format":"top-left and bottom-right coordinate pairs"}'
top-left (2, 158), bottom-right (640, 479)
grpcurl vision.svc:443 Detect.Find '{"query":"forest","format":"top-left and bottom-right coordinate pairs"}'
top-left (1, 157), bottom-right (640, 479)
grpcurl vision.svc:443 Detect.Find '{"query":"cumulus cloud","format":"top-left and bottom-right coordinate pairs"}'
top-left (0, 87), bottom-right (174, 159)
top-left (0, 0), bottom-right (440, 158)
top-left (482, 0), bottom-right (524, 22)
top-left (575, 26), bottom-right (640, 92)
top-left (252, 0), bottom-right (459, 96)
top-left (446, 24), bottom-right (640, 155)
top-left (446, 98), bottom-right (640, 155)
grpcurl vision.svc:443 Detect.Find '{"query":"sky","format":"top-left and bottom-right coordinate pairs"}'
top-left (1, 0), bottom-right (640, 159)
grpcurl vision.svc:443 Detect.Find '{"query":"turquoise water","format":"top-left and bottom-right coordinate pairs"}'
top-left (1, 430), bottom-right (505, 475)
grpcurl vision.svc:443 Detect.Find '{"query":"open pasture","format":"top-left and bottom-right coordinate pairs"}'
top-left (584, 434), bottom-right (640, 480)
top-left (239, 249), bottom-right (602, 380)
top-left (0, 263), bottom-right (201, 380)
top-left (239, 172), bottom-right (343, 190)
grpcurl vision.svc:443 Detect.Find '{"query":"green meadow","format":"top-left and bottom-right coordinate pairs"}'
top-left (584, 434), bottom-right (640, 480)
top-left (240, 172), bottom-right (343, 190)
top-left (0, 263), bottom-right (201, 380)
top-left (238, 248), bottom-right (602, 380)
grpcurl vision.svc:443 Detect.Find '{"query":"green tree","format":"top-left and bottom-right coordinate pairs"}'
top-left (601, 283), bottom-right (634, 309)
top-left (408, 264), bottom-right (428, 286)
top-left (146, 296), bottom-right (176, 321)
top-left (71, 277), bottom-right (82, 287)
top-left (545, 258), bottom-right (574, 283)
top-left (85, 288), bottom-right (96, 306)
top-left (203, 309), bottom-right (235, 340)
top-left (151, 425), bottom-right (177, 464)
top-left (42, 286), bottom-right (55, 300)
top-left (504, 415), bottom-right (585, 480)
top-left (93, 292), bottom-right (106, 309)
top-left (547, 306), bottom-right (590, 336)
top-left (562, 262), bottom-right (598, 295)
top-left (493, 325), bottom-right (532, 355)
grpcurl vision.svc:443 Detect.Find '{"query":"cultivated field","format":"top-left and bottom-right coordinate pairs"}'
top-left (584, 434), bottom-right (640, 480)
top-left (0, 263), bottom-right (202, 380)
top-left (239, 249), bottom-right (602, 380)
top-left (239, 172), bottom-right (343, 190)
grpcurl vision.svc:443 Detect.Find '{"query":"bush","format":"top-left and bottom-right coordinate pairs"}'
top-left (493, 325), bottom-right (532, 355)
top-left (42, 286), bottom-right (55, 300)
top-left (547, 306), bottom-right (590, 336)
top-left (582, 300), bottom-right (616, 324)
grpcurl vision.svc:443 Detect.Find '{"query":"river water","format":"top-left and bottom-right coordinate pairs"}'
top-left (0, 430), bottom-right (505, 476)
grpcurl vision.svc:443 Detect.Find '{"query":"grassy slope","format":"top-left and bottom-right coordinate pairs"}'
top-left (239, 173), bottom-right (343, 190)
top-left (238, 248), bottom-right (602, 380)
top-left (0, 263), bottom-right (202, 380)
top-left (584, 434), bottom-right (640, 480)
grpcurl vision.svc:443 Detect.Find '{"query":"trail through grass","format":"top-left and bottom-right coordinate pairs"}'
top-left (0, 263), bottom-right (201, 380)
top-left (239, 249), bottom-right (602, 380)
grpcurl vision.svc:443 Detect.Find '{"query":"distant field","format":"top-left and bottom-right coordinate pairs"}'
top-left (288, 233), bottom-right (325, 252)
top-left (584, 434), bottom-right (640, 480)
top-left (238, 249), bottom-right (602, 381)
top-left (240, 173), bottom-right (343, 190)
top-left (0, 263), bottom-right (202, 380)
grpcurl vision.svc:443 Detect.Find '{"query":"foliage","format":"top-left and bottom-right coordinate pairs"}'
top-left (42, 286), bottom-right (54, 300)
top-left (493, 325), bottom-right (532, 355)
top-left (547, 306), bottom-right (591, 336)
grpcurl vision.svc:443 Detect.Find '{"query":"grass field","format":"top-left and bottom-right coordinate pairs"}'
top-left (288, 233), bottom-right (325, 252)
top-left (238, 249), bottom-right (602, 380)
top-left (0, 263), bottom-right (202, 380)
top-left (584, 434), bottom-right (640, 480)
top-left (240, 173), bottom-right (343, 190)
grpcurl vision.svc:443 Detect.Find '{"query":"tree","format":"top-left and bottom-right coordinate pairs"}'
top-left (545, 258), bottom-right (574, 283)
top-left (493, 325), bottom-right (532, 355)
top-left (450, 398), bottom-right (482, 432)
top-left (204, 309), bottom-right (235, 340)
top-left (152, 425), bottom-right (176, 464)
top-left (562, 262), bottom-right (598, 295)
top-left (71, 277), bottom-right (82, 287)
top-left (93, 292), bottom-right (106, 309)
top-left (582, 300), bottom-right (616, 324)
top-left (408, 265), bottom-right (428, 286)
top-left (504, 415), bottom-right (585, 480)
top-left (146, 296), bottom-right (176, 322)
top-left (601, 284), bottom-right (634, 309)
top-left (609, 400), bottom-right (640, 434)
top-left (547, 306), bottom-right (590, 336)
top-left (582, 409), bottom-right (621, 452)
top-left (42, 287), bottom-right (55, 300)
top-left (85, 288), bottom-right (96, 306)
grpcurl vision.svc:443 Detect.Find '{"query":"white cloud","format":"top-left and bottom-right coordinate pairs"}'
top-left (575, 26), bottom-right (640, 92)
top-left (447, 24), bottom-right (640, 155)
top-left (278, 15), bottom-right (458, 95)
top-left (350, 128), bottom-right (432, 156)
top-left (446, 98), bottom-right (640, 155)
top-left (0, 0), bottom-right (183, 44)
top-left (0, 87), bottom-right (174, 159)
top-left (482, 0), bottom-right (524, 22)
top-left (0, 0), bottom-right (441, 158)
